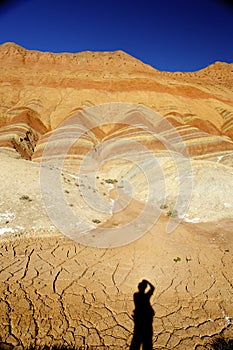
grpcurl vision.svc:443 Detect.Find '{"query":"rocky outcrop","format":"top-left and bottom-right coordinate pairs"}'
top-left (0, 107), bottom-right (47, 160)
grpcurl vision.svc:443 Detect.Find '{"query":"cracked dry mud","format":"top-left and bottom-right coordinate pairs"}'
top-left (0, 217), bottom-right (232, 349)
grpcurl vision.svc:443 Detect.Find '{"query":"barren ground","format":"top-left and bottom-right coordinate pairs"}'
top-left (0, 154), bottom-right (233, 349)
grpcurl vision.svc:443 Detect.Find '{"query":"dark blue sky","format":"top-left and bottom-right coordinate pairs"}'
top-left (0, 0), bottom-right (232, 72)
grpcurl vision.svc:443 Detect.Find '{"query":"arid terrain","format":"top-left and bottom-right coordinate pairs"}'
top-left (0, 42), bottom-right (233, 349)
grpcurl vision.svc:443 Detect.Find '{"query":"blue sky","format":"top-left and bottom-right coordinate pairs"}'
top-left (0, 0), bottom-right (232, 72)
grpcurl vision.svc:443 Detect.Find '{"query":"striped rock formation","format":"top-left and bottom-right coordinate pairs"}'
top-left (0, 42), bottom-right (233, 165)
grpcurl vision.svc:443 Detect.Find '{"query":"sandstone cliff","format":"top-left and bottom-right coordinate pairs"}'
top-left (0, 41), bottom-right (233, 163)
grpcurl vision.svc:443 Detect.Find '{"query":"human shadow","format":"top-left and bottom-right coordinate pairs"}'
top-left (130, 279), bottom-right (155, 350)
top-left (211, 336), bottom-right (233, 349)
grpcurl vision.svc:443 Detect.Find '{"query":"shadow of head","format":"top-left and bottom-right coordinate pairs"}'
top-left (138, 279), bottom-right (148, 293)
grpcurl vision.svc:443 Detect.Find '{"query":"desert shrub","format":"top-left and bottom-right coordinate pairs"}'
top-left (173, 257), bottom-right (181, 262)
top-left (20, 195), bottom-right (32, 201)
top-left (104, 179), bottom-right (117, 184)
top-left (92, 219), bottom-right (101, 224)
top-left (167, 209), bottom-right (178, 218)
top-left (160, 203), bottom-right (168, 209)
